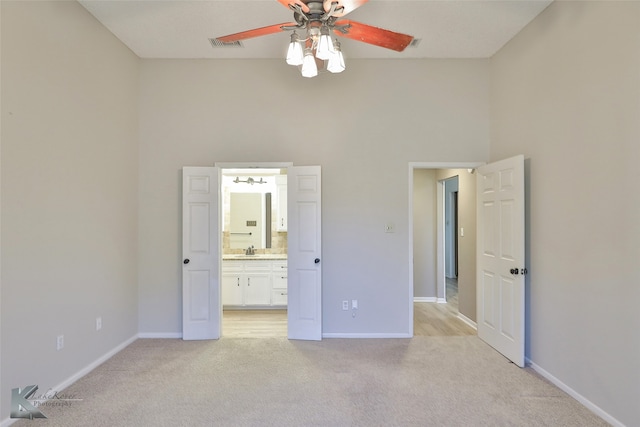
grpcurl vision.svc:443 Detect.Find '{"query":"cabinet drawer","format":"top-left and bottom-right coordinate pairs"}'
top-left (222, 261), bottom-right (243, 273)
top-left (272, 274), bottom-right (287, 290)
top-left (244, 260), bottom-right (271, 273)
top-left (272, 261), bottom-right (287, 272)
top-left (271, 290), bottom-right (288, 306)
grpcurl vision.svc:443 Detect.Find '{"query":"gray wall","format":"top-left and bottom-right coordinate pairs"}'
top-left (137, 59), bottom-right (490, 336)
top-left (1, 1), bottom-right (139, 419)
top-left (490, 2), bottom-right (640, 425)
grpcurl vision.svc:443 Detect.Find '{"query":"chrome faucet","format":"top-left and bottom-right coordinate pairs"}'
top-left (245, 245), bottom-right (255, 255)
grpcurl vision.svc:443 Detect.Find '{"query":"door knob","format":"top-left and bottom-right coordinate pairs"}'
top-left (183, 259), bottom-right (190, 264)
top-left (314, 258), bottom-right (320, 264)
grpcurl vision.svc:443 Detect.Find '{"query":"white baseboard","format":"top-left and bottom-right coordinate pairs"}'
top-left (137, 332), bottom-right (183, 339)
top-left (457, 313), bottom-right (477, 330)
top-left (527, 359), bottom-right (625, 427)
top-left (323, 333), bottom-right (412, 339)
top-left (0, 414), bottom-right (16, 426)
top-left (414, 297), bottom-right (437, 303)
top-left (413, 298), bottom-right (448, 304)
top-left (55, 334), bottom-right (138, 391)
top-left (0, 334), bottom-right (138, 427)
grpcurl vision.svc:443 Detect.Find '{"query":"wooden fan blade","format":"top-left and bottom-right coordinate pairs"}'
top-left (216, 22), bottom-right (296, 43)
top-left (333, 20), bottom-right (413, 52)
top-left (277, 0), bottom-right (310, 13)
top-left (324, 0), bottom-right (369, 17)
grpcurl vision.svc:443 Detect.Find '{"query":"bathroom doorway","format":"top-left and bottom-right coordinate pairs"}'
top-left (220, 167), bottom-right (288, 337)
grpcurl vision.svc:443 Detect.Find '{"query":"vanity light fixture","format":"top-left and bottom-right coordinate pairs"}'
top-left (233, 177), bottom-right (266, 185)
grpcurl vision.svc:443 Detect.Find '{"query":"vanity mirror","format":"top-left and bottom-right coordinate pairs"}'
top-left (222, 168), bottom-right (288, 252)
top-left (229, 192), bottom-right (271, 249)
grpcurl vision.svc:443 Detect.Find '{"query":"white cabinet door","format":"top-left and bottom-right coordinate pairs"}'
top-left (477, 155), bottom-right (525, 367)
top-left (287, 166), bottom-right (322, 341)
top-left (245, 273), bottom-right (272, 305)
top-left (182, 167), bottom-right (221, 340)
top-left (244, 260), bottom-right (271, 305)
top-left (221, 273), bottom-right (243, 306)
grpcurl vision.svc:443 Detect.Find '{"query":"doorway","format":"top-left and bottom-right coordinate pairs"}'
top-left (220, 167), bottom-right (288, 337)
top-left (182, 163), bottom-right (322, 341)
top-left (444, 176), bottom-right (459, 310)
top-left (409, 162), bottom-right (481, 337)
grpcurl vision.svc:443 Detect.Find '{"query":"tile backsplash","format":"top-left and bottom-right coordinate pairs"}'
top-left (222, 230), bottom-right (287, 255)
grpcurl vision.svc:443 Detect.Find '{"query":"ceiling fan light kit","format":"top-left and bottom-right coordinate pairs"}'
top-left (315, 26), bottom-right (335, 60)
top-left (326, 40), bottom-right (345, 73)
top-left (286, 31), bottom-right (305, 65)
top-left (301, 47), bottom-right (319, 77)
top-left (215, 0), bottom-right (414, 78)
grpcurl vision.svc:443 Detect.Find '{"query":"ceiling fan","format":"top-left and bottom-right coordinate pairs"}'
top-left (215, 0), bottom-right (414, 77)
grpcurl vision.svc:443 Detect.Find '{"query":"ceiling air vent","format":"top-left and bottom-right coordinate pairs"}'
top-left (409, 38), bottom-right (421, 48)
top-left (209, 38), bottom-right (244, 48)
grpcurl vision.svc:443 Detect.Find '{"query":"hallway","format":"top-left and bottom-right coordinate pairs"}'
top-left (413, 278), bottom-right (476, 336)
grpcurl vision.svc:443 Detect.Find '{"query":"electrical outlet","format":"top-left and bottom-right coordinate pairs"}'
top-left (96, 317), bottom-right (102, 331)
top-left (56, 335), bottom-right (64, 351)
top-left (342, 300), bottom-right (349, 311)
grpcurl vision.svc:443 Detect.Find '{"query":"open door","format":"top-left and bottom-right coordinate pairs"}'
top-left (476, 155), bottom-right (525, 366)
top-left (287, 166), bottom-right (322, 340)
top-left (182, 167), bottom-right (221, 340)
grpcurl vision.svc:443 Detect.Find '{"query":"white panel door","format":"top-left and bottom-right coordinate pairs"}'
top-left (182, 167), bottom-right (221, 340)
top-left (476, 155), bottom-right (525, 367)
top-left (287, 166), bottom-right (322, 340)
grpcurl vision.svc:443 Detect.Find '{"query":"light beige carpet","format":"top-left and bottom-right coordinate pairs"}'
top-left (13, 336), bottom-right (608, 426)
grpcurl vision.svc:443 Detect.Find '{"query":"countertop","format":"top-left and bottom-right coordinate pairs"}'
top-left (222, 254), bottom-right (288, 260)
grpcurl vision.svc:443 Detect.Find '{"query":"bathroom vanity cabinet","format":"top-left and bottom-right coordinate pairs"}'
top-left (222, 258), bottom-right (287, 307)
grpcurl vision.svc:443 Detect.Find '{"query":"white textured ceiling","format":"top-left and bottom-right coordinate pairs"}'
top-left (79, 0), bottom-right (553, 59)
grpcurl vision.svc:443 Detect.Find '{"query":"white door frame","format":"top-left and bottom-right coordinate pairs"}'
top-left (408, 162), bottom-right (483, 337)
top-left (444, 176), bottom-right (459, 281)
top-left (215, 162), bottom-right (293, 170)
